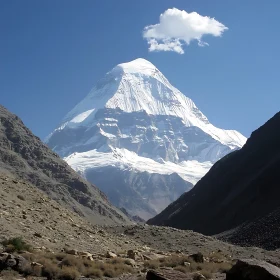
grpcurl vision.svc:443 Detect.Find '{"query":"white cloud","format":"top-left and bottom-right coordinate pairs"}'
top-left (148, 38), bottom-right (184, 54)
top-left (143, 8), bottom-right (228, 54)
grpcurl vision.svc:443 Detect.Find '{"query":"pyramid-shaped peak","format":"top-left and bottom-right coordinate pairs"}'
top-left (54, 57), bottom-right (246, 150)
top-left (115, 58), bottom-right (158, 75)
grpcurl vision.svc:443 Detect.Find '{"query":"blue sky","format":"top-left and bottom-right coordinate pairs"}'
top-left (1, 0), bottom-right (279, 139)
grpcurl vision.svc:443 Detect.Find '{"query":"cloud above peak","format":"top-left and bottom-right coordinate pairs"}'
top-left (143, 8), bottom-right (228, 54)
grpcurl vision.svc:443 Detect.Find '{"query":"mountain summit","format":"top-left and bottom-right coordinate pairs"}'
top-left (47, 58), bottom-right (246, 219)
top-left (115, 58), bottom-right (160, 75)
top-left (53, 58), bottom-right (245, 148)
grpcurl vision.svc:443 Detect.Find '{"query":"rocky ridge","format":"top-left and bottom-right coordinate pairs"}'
top-left (148, 111), bottom-right (280, 250)
top-left (0, 105), bottom-right (129, 225)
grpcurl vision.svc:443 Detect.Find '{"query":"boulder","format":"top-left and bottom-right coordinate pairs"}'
top-left (16, 255), bottom-right (29, 272)
top-left (125, 258), bottom-right (136, 267)
top-left (128, 249), bottom-right (137, 260)
top-left (0, 252), bottom-right (9, 258)
top-left (106, 251), bottom-right (117, 258)
top-left (0, 254), bottom-right (28, 272)
top-left (78, 251), bottom-right (93, 260)
top-left (33, 246), bottom-right (46, 252)
top-left (65, 249), bottom-right (78, 255)
top-left (226, 259), bottom-right (280, 280)
top-left (5, 256), bottom-right (17, 268)
top-left (189, 253), bottom-right (204, 263)
top-left (128, 249), bottom-right (143, 261)
top-left (78, 251), bottom-right (92, 257)
top-left (31, 262), bottom-right (44, 268)
top-left (143, 252), bottom-right (166, 261)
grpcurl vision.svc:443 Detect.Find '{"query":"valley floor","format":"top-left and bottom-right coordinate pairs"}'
top-left (1, 173), bottom-right (280, 280)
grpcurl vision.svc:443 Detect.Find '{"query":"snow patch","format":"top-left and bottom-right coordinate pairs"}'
top-left (70, 109), bottom-right (95, 123)
top-left (65, 148), bottom-right (212, 185)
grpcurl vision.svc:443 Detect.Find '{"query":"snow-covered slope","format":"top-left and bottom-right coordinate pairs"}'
top-left (53, 58), bottom-right (245, 148)
top-left (47, 58), bottom-right (246, 219)
top-left (65, 148), bottom-right (212, 185)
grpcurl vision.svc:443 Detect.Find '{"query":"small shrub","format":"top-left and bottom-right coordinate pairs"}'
top-left (0, 269), bottom-right (20, 280)
top-left (1, 237), bottom-right (32, 252)
top-left (148, 254), bottom-right (233, 278)
top-left (198, 261), bottom-right (232, 274)
top-left (144, 260), bottom-right (160, 269)
top-left (9, 250), bottom-right (136, 279)
top-left (21, 252), bottom-right (35, 262)
top-left (84, 267), bottom-right (103, 278)
top-left (60, 255), bottom-right (85, 274)
top-left (81, 258), bottom-right (94, 268)
top-left (113, 263), bottom-right (134, 275)
top-left (92, 261), bottom-right (134, 278)
top-left (5, 244), bottom-right (16, 253)
top-left (55, 253), bottom-right (68, 261)
top-left (108, 257), bottom-right (124, 265)
top-left (158, 255), bottom-right (191, 268)
top-left (31, 265), bottom-right (42, 276)
top-left (41, 260), bottom-right (61, 279)
top-left (58, 266), bottom-right (80, 280)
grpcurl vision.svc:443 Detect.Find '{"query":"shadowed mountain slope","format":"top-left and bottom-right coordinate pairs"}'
top-left (0, 105), bottom-right (130, 225)
top-left (148, 112), bottom-right (280, 249)
top-left (216, 206), bottom-right (280, 250)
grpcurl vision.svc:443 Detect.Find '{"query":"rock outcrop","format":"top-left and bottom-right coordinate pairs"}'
top-left (0, 105), bottom-right (130, 225)
top-left (149, 112), bottom-right (280, 250)
top-left (227, 259), bottom-right (280, 280)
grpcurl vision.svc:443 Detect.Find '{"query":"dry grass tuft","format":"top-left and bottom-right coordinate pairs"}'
top-left (1, 237), bottom-right (32, 252)
top-left (84, 267), bottom-right (103, 278)
top-left (0, 269), bottom-right (20, 280)
top-left (10, 250), bottom-right (136, 279)
top-left (58, 266), bottom-right (80, 280)
top-left (144, 253), bottom-right (233, 279)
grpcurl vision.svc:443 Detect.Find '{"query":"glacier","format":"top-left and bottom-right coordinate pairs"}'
top-left (46, 58), bottom-right (246, 220)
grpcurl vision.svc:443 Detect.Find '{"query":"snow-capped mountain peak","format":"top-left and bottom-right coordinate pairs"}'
top-left (114, 58), bottom-right (158, 75)
top-left (46, 58), bottom-right (247, 219)
top-left (57, 58), bottom-right (245, 148)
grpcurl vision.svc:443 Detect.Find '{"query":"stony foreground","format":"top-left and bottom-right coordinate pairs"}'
top-left (1, 172), bottom-right (280, 280)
